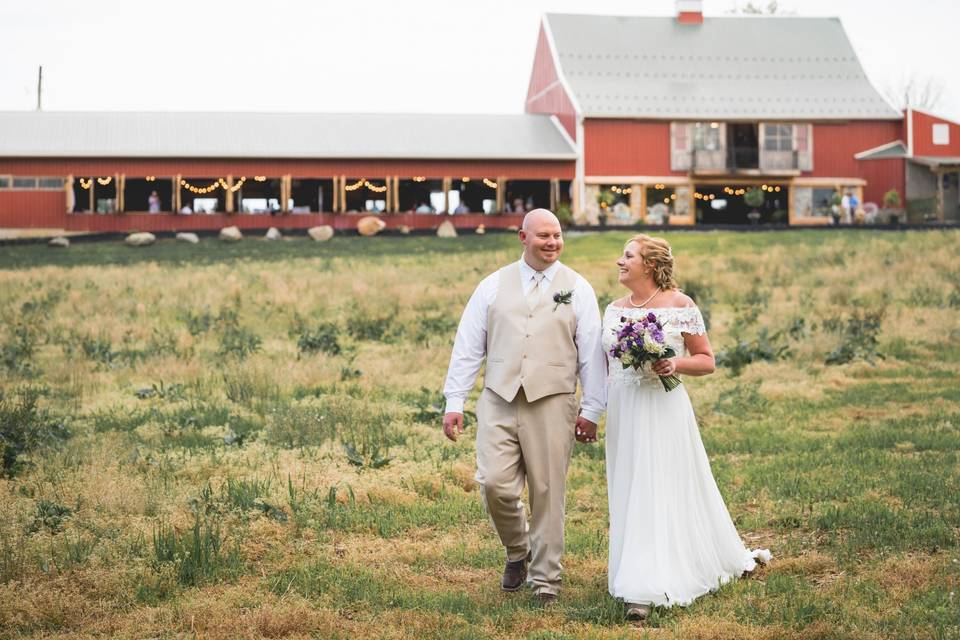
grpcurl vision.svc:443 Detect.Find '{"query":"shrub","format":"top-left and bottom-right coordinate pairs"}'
top-left (825, 309), bottom-right (885, 365)
top-left (297, 322), bottom-right (342, 356)
top-left (0, 387), bottom-right (70, 476)
top-left (413, 314), bottom-right (457, 347)
top-left (152, 516), bottom-right (243, 586)
top-left (715, 328), bottom-right (790, 376)
top-left (346, 311), bottom-right (397, 342)
top-left (883, 188), bottom-right (902, 209)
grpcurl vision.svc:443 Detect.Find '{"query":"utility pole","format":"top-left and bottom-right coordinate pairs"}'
top-left (37, 66), bottom-right (43, 111)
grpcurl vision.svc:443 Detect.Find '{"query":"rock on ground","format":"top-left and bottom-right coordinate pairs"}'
top-left (176, 232), bottom-right (199, 244)
top-left (48, 236), bottom-right (70, 248)
top-left (437, 220), bottom-right (458, 238)
top-left (264, 227), bottom-right (282, 240)
top-left (125, 232), bottom-right (156, 247)
top-left (307, 225), bottom-right (334, 242)
top-left (219, 226), bottom-right (242, 242)
top-left (357, 216), bottom-right (386, 237)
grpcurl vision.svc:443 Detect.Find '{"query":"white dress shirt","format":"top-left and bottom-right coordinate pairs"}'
top-left (443, 257), bottom-right (607, 423)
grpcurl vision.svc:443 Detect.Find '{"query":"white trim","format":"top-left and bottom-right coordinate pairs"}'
top-left (907, 107), bottom-right (914, 158)
top-left (586, 175), bottom-right (690, 185)
top-left (0, 150), bottom-right (579, 161)
top-left (526, 79), bottom-right (562, 107)
top-left (853, 139), bottom-right (907, 160)
top-left (576, 115), bottom-right (585, 218)
top-left (548, 114), bottom-right (576, 151)
top-left (541, 15), bottom-right (582, 117)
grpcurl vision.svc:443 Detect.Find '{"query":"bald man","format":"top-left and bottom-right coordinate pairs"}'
top-left (442, 209), bottom-right (606, 603)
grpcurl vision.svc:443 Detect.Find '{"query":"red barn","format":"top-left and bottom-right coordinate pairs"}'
top-left (525, 3), bottom-right (957, 224)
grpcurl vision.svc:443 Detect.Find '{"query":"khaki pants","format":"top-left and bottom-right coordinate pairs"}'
top-left (475, 387), bottom-right (578, 595)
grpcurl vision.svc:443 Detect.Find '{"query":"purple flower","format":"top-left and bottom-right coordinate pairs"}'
top-left (646, 312), bottom-right (657, 323)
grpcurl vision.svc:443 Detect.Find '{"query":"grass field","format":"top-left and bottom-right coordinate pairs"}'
top-left (1, 229), bottom-right (958, 639)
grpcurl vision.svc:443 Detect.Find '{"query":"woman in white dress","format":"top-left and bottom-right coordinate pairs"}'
top-left (603, 234), bottom-right (769, 621)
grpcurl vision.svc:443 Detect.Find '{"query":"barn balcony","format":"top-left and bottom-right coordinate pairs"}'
top-left (676, 122), bottom-right (812, 176)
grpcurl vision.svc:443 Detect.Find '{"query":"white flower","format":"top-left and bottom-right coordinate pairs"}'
top-left (643, 332), bottom-right (666, 356)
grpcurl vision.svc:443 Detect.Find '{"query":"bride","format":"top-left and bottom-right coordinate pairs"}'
top-left (602, 234), bottom-right (769, 621)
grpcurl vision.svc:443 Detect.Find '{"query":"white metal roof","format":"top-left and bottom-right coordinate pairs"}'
top-left (0, 111), bottom-right (577, 160)
top-left (543, 14), bottom-right (902, 121)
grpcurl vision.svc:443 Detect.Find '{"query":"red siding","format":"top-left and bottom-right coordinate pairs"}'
top-left (524, 23), bottom-right (578, 141)
top-left (911, 110), bottom-right (960, 157)
top-left (813, 121), bottom-right (905, 203)
top-left (583, 120), bottom-right (682, 177)
top-left (0, 158), bottom-right (573, 180)
top-left (0, 191), bottom-right (66, 228)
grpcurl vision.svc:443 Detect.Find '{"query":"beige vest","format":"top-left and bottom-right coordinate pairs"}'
top-left (484, 262), bottom-right (579, 403)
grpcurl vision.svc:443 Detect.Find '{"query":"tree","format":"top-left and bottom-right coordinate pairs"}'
top-left (727, 1), bottom-right (794, 15)
top-left (884, 75), bottom-right (944, 111)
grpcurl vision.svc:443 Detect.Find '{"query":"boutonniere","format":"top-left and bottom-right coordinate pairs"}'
top-left (553, 290), bottom-right (573, 311)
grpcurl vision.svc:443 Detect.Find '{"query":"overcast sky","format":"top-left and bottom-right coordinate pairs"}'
top-left (1, 0), bottom-right (958, 122)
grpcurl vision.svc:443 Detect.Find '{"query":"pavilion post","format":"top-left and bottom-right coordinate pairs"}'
top-left (65, 175), bottom-right (74, 213)
top-left (174, 175), bottom-right (182, 213)
top-left (339, 175), bottom-right (347, 213)
top-left (496, 175), bottom-right (506, 213)
top-left (332, 176), bottom-right (339, 213)
top-left (393, 176), bottom-right (399, 212)
top-left (117, 173), bottom-right (125, 213)
top-left (630, 183), bottom-right (643, 223)
top-left (225, 175), bottom-right (234, 213)
top-left (88, 177), bottom-right (94, 212)
top-left (549, 178), bottom-right (559, 212)
top-left (384, 176), bottom-right (392, 213)
top-left (442, 177), bottom-right (451, 214)
top-left (570, 178), bottom-right (579, 220)
top-left (937, 170), bottom-right (945, 222)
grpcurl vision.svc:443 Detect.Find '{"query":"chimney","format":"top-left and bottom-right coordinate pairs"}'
top-left (676, 0), bottom-right (704, 24)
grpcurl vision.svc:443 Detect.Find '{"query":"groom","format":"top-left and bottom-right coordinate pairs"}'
top-left (442, 208), bottom-right (606, 603)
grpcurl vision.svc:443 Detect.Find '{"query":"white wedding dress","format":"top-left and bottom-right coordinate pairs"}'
top-left (602, 304), bottom-right (769, 607)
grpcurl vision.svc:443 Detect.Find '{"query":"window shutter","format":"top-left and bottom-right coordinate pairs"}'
top-left (793, 124), bottom-right (813, 171)
top-left (671, 122), bottom-right (692, 171)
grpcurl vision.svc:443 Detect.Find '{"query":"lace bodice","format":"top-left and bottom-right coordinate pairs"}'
top-left (603, 305), bottom-right (706, 388)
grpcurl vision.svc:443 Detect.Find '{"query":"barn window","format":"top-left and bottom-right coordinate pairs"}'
top-left (763, 124), bottom-right (792, 151)
top-left (933, 123), bottom-right (950, 145)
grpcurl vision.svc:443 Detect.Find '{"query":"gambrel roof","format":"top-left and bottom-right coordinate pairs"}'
top-left (543, 14), bottom-right (901, 120)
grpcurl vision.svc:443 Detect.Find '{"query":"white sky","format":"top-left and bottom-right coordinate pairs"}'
top-left (1, 0), bottom-right (958, 122)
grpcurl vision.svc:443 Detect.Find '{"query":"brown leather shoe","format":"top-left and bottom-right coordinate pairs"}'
top-left (536, 591), bottom-right (558, 606)
top-left (500, 553), bottom-right (529, 591)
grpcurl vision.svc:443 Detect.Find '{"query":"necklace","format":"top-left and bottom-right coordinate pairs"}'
top-left (629, 287), bottom-right (661, 308)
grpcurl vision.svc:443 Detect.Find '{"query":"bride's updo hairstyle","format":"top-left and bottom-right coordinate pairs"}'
top-left (627, 234), bottom-right (677, 290)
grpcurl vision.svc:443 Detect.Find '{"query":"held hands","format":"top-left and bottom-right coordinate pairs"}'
top-left (575, 415), bottom-right (598, 444)
top-left (652, 357), bottom-right (677, 377)
top-left (442, 412), bottom-right (465, 442)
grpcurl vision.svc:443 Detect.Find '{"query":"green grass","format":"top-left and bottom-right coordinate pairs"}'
top-left (0, 229), bottom-right (958, 639)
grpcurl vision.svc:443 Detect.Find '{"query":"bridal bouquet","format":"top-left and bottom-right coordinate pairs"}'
top-left (609, 312), bottom-right (682, 392)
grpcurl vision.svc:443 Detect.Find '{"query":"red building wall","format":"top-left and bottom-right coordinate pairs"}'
top-left (583, 120), bottom-right (683, 178)
top-left (524, 23), bottom-right (578, 141)
top-left (812, 121), bottom-right (905, 204)
top-left (0, 191), bottom-right (66, 228)
top-left (911, 110), bottom-right (960, 157)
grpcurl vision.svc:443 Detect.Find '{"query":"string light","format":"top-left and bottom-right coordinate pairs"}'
top-left (461, 177), bottom-right (471, 182)
top-left (180, 179), bottom-right (220, 195)
top-left (79, 178), bottom-right (93, 190)
top-left (611, 185), bottom-right (632, 195)
top-left (482, 178), bottom-right (498, 189)
top-left (96, 177), bottom-right (112, 186)
top-left (412, 176), bottom-right (426, 183)
top-left (364, 180), bottom-right (387, 193)
top-left (217, 177), bottom-right (247, 193)
top-left (344, 179), bottom-right (365, 192)
top-left (254, 176), bottom-right (267, 182)
top-left (654, 183), bottom-right (666, 190)
top-left (145, 176), bottom-right (156, 182)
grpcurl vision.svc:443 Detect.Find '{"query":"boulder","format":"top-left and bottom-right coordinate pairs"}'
top-left (357, 216), bottom-right (385, 237)
top-left (475, 224), bottom-right (486, 235)
top-left (175, 232), bottom-right (199, 244)
top-left (125, 232), bottom-right (156, 247)
top-left (264, 227), bottom-right (282, 241)
top-left (219, 226), bottom-right (242, 242)
top-left (307, 225), bottom-right (334, 242)
top-left (398, 225), bottom-right (411, 235)
top-left (48, 236), bottom-right (70, 248)
top-left (437, 220), bottom-right (458, 238)
top-left (506, 225), bottom-right (519, 232)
